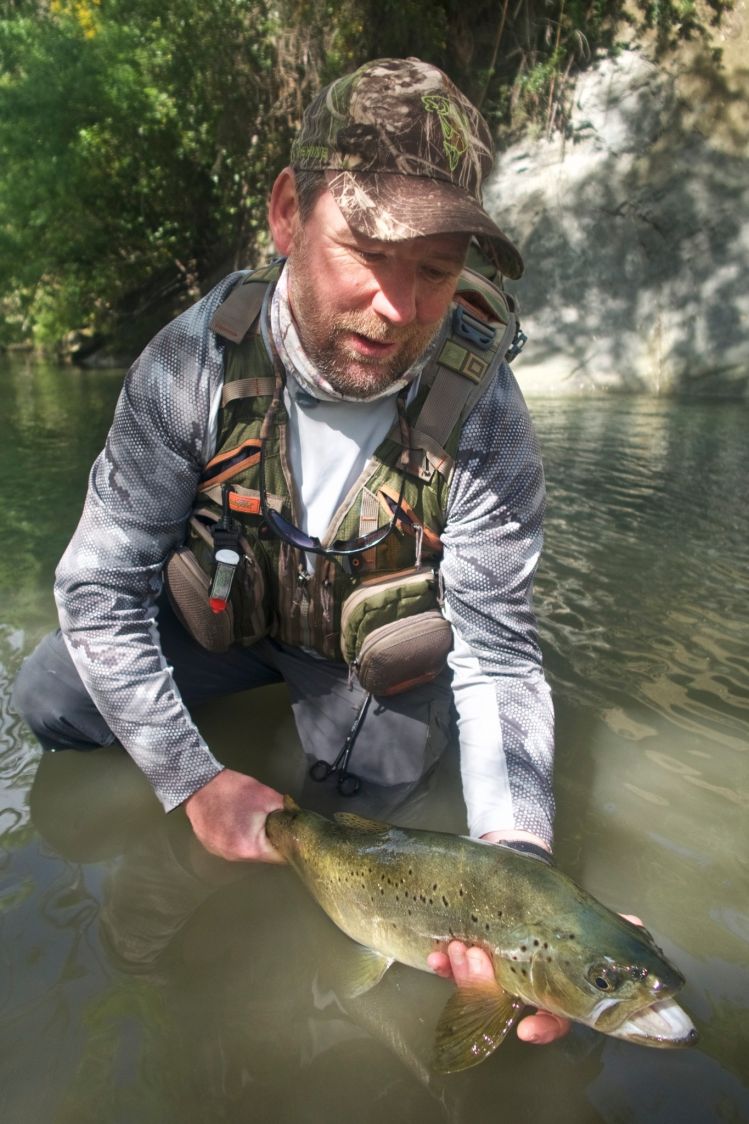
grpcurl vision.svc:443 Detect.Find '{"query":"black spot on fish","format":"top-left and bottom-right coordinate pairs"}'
top-left (459, 888), bottom-right (464, 897)
top-left (485, 923), bottom-right (490, 932)
top-left (521, 945), bottom-right (527, 952)
top-left (521, 969), bottom-right (528, 977)
top-left (433, 884), bottom-right (438, 892)
top-left (429, 898), bottom-right (434, 905)
top-left (533, 940), bottom-right (540, 947)
top-left (442, 896), bottom-right (449, 907)
top-left (471, 914), bottom-right (478, 923)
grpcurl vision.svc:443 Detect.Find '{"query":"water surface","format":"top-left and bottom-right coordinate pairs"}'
top-left (1, 357), bottom-right (747, 1123)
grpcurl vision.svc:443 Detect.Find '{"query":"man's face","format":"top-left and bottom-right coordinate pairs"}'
top-left (284, 188), bottom-right (468, 398)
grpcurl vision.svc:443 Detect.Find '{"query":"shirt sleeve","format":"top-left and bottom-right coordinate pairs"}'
top-left (54, 273), bottom-right (245, 810)
top-left (440, 360), bottom-right (555, 848)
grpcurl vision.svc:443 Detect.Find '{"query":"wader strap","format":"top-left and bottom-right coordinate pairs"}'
top-left (221, 376), bottom-right (276, 406)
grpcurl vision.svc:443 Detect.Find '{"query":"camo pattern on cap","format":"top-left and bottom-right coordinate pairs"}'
top-left (291, 58), bottom-right (524, 278)
top-left (292, 59), bottom-right (492, 192)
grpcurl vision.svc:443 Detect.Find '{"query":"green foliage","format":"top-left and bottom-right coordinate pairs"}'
top-left (0, 0), bottom-right (283, 346)
top-left (0, 0), bottom-right (733, 351)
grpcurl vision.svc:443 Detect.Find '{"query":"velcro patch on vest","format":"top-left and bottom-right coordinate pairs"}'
top-left (436, 340), bottom-right (488, 383)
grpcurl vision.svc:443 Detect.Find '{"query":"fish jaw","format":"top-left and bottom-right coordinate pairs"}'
top-left (600, 996), bottom-right (698, 1048)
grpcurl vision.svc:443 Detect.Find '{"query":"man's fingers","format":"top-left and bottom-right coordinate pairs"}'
top-left (426, 951), bottom-right (452, 978)
top-left (427, 941), bottom-right (498, 986)
top-left (516, 1010), bottom-right (571, 1044)
top-left (428, 941), bottom-right (572, 1046)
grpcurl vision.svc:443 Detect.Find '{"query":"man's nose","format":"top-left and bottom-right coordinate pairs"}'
top-left (370, 273), bottom-right (418, 325)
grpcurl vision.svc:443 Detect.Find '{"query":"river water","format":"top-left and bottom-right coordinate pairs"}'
top-left (0, 357), bottom-right (747, 1123)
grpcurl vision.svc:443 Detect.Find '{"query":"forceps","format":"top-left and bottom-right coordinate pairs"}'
top-left (308, 692), bottom-right (372, 796)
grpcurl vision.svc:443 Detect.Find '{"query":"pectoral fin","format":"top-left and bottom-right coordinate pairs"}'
top-left (342, 945), bottom-right (395, 998)
top-left (433, 982), bottom-right (524, 1073)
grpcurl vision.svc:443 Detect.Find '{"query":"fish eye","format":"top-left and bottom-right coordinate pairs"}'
top-left (588, 964), bottom-right (621, 992)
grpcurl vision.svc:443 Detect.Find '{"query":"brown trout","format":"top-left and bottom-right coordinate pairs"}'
top-left (265, 797), bottom-right (697, 1072)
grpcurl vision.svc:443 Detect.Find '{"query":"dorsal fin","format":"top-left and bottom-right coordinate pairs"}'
top-left (333, 811), bottom-right (390, 833)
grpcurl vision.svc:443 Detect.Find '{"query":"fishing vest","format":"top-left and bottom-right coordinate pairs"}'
top-left (164, 259), bottom-right (521, 693)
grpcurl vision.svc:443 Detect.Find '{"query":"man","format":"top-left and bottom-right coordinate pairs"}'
top-left (14, 58), bottom-right (566, 1043)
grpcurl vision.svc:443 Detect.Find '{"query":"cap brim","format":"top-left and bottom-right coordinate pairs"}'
top-left (326, 170), bottom-right (524, 280)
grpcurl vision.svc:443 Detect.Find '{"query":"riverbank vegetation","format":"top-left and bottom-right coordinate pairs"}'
top-left (0, 0), bottom-right (730, 355)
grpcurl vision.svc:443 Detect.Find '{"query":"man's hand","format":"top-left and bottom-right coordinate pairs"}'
top-left (427, 913), bottom-right (644, 1046)
top-left (427, 941), bottom-right (570, 1044)
top-left (183, 769), bottom-right (286, 863)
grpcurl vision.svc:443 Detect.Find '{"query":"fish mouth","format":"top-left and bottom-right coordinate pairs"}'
top-left (602, 997), bottom-right (698, 1048)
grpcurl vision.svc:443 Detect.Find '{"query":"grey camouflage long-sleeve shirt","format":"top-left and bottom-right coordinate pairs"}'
top-left (54, 271), bottom-right (555, 845)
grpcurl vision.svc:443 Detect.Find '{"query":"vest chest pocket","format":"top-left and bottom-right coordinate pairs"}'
top-left (340, 566), bottom-right (453, 696)
top-left (163, 511), bottom-right (271, 652)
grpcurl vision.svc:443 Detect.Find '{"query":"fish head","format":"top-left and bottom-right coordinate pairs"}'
top-left (514, 907), bottom-right (697, 1048)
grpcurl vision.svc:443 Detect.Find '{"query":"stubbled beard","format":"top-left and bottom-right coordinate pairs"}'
top-left (287, 264), bottom-right (439, 398)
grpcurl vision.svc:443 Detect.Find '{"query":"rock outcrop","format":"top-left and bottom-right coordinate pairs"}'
top-left (487, 9), bottom-right (749, 395)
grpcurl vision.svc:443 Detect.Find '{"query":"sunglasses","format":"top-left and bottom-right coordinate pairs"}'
top-left (259, 438), bottom-right (407, 558)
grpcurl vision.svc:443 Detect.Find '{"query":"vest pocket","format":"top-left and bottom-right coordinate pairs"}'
top-left (163, 545), bottom-right (235, 652)
top-left (355, 611), bottom-right (453, 697)
top-left (340, 566), bottom-right (453, 695)
top-left (163, 513), bottom-right (271, 651)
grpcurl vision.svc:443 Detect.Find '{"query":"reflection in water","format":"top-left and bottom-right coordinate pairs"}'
top-left (0, 360), bottom-right (747, 1122)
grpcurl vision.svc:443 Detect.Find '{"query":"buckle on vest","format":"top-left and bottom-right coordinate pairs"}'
top-left (452, 305), bottom-right (496, 351)
top-left (506, 325), bottom-right (528, 363)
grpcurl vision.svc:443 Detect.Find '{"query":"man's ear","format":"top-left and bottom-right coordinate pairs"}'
top-left (268, 168), bottom-right (300, 256)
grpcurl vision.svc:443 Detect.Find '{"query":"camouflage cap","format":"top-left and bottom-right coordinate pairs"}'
top-left (290, 57), bottom-right (523, 279)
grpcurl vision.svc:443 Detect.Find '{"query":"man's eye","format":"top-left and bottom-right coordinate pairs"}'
top-left (421, 266), bottom-right (451, 283)
top-left (357, 249), bottom-right (385, 263)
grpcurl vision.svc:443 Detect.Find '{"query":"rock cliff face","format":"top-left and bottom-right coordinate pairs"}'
top-left (486, 10), bottom-right (748, 396)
